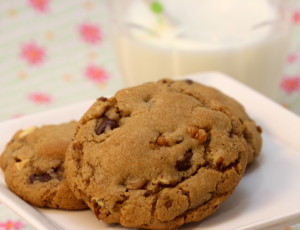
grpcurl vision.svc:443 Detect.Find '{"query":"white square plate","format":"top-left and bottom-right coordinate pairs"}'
top-left (1, 72), bottom-right (300, 230)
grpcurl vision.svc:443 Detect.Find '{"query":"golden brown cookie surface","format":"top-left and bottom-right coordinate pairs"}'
top-left (0, 121), bottom-right (87, 210)
top-left (65, 79), bottom-right (262, 229)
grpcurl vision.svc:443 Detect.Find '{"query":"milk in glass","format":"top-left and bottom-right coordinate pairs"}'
top-left (112, 0), bottom-right (291, 99)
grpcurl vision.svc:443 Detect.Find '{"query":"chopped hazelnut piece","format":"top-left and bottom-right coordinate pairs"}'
top-left (195, 129), bottom-right (207, 143)
top-left (188, 126), bottom-right (207, 143)
top-left (187, 125), bottom-right (198, 137)
top-left (156, 135), bottom-right (169, 146)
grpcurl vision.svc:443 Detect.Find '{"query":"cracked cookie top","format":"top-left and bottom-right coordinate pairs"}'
top-left (65, 79), bottom-right (262, 229)
top-left (0, 121), bottom-right (87, 210)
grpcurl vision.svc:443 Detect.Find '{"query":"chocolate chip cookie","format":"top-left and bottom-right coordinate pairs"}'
top-left (65, 79), bottom-right (262, 229)
top-left (0, 121), bottom-right (87, 210)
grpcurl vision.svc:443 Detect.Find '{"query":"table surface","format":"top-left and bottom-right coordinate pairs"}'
top-left (0, 0), bottom-right (300, 229)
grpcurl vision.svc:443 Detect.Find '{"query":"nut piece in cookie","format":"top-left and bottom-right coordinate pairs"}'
top-left (0, 121), bottom-right (87, 210)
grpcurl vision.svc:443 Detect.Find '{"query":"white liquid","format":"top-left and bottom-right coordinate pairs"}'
top-left (113, 0), bottom-right (291, 99)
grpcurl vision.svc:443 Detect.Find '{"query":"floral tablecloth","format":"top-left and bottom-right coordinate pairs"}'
top-left (0, 0), bottom-right (300, 229)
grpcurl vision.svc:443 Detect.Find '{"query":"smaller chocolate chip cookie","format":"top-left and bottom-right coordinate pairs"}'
top-left (0, 121), bottom-right (87, 210)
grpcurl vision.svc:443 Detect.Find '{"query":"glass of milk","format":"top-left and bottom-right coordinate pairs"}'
top-left (110, 0), bottom-right (293, 99)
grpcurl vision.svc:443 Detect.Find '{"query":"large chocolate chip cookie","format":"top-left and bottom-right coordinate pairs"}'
top-left (65, 79), bottom-right (262, 229)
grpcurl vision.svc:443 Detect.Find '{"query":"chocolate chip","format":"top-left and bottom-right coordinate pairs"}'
top-left (53, 166), bottom-right (60, 173)
top-left (175, 139), bottom-right (183, 144)
top-left (256, 126), bottom-right (263, 133)
top-left (29, 173), bottom-right (52, 183)
top-left (161, 79), bottom-right (174, 85)
top-left (164, 200), bottom-right (173, 209)
top-left (143, 95), bottom-right (151, 103)
top-left (72, 142), bottom-right (83, 151)
top-left (186, 79), bottom-right (193, 84)
top-left (14, 158), bottom-right (21, 163)
top-left (97, 96), bottom-right (108, 102)
top-left (143, 190), bottom-right (153, 197)
top-left (93, 202), bottom-right (101, 216)
top-left (176, 150), bottom-right (193, 171)
top-left (95, 116), bottom-right (119, 135)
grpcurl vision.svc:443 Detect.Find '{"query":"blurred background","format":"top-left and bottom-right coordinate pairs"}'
top-left (0, 0), bottom-right (300, 122)
top-left (0, 0), bottom-right (300, 229)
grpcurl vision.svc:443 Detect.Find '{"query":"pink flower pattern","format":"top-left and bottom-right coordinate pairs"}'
top-left (1, 1), bottom-right (300, 230)
top-left (28, 92), bottom-right (52, 104)
top-left (287, 53), bottom-right (298, 64)
top-left (11, 114), bottom-right (24, 119)
top-left (0, 219), bottom-right (25, 230)
top-left (21, 42), bottom-right (45, 66)
top-left (28, 0), bottom-right (49, 12)
top-left (280, 76), bottom-right (300, 94)
top-left (79, 23), bottom-right (102, 44)
top-left (85, 65), bottom-right (109, 83)
top-left (293, 11), bottom-right (300, 24)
